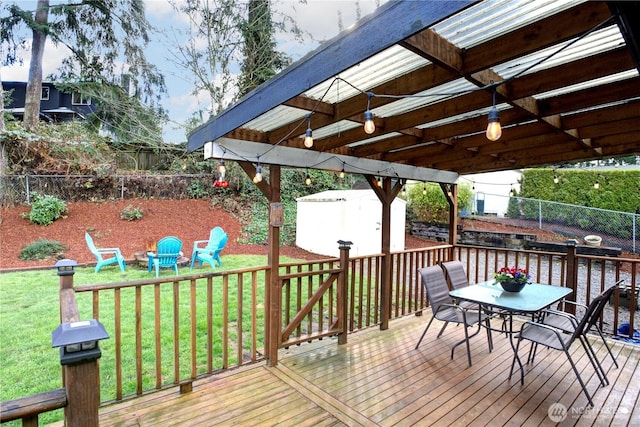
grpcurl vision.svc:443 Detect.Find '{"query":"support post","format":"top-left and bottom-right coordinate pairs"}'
top-left (267, 165), bottom-right (281, 366)
top-left (337, 240), bottom-right (352, 344)
top-left (565, 239), bottom-right (578, 315)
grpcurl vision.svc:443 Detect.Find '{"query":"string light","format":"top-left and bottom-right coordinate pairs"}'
top-left (339, 165), bottom-right (345, 179)
top-left (422, 185), bottom-right (426, 196)
top-left (553, 174), bottom-right (559, 184)
top-left (304, 115), bottom-right (314, 148)
top-left (363, 93), bottom-right (375, 134)
top-left (305, 172), bottom-right (312, 185)
top-left (401, 186), bottom-right (406, 197)
top-left (253, 164), bottom-right (263, 184)
top-left (486, 89), bottom-right (502, 141)
top-left (594, 179), bottom-right (600, 189)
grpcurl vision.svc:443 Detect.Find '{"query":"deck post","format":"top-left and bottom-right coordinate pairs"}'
top-left (338, 240), bottom-right (352, 344)
top-left (267, 165), bottom-right (281, 367)
top-left (565, 239), bottom-right (578, 315)
top-left (55, 260), bottom-right (101, 427)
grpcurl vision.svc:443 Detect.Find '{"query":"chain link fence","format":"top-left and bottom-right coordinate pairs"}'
top-left (0, 174), bottom-right (238, 206)
top-left (474, 192), bottom-right (639, 254)
top-left (2, 175), bottom-right (637, 254)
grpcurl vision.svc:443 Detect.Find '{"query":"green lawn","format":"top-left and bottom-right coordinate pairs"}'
top-left (0, 255), bottom-right (300, 425)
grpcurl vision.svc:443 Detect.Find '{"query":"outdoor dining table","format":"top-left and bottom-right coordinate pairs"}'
top-left (449, 281), bottom-right (572, 383)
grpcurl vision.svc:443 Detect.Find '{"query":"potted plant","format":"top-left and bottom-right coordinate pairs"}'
top-left (493, 266), bottom-right (531, 292)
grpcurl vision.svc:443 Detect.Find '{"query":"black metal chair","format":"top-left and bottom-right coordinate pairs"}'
top-left (539, 280), bottom-right (623, 371)
top-left (509, 283), bottom-right (619, 407)
top-left (415, 265), bottom-right (493, 368)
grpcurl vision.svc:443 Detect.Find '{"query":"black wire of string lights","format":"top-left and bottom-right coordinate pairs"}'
top-left (213, 14), bottom-right (616, 185)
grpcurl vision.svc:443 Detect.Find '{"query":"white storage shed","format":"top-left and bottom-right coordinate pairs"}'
top-left (296, 190), bottom-right (406, 257)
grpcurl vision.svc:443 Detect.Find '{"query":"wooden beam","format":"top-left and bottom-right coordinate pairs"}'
top-left (205, 139), bottom-right (459, 183)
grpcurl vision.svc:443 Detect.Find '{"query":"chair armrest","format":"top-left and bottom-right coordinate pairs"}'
top-left (540, 309), bottom-right (579, 328)
top-left (97, 248), bottom-right (122, 255)
top-left (193, 240), bottom-right (209, 249)
top-left (521, 320), bottom-right (567, 342)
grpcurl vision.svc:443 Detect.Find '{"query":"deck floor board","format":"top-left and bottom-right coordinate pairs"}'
top-left (75, 315), bottom-right (639, 427)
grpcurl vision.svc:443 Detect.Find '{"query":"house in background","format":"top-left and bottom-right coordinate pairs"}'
top-left (2, 81), bottom-right (96, 122)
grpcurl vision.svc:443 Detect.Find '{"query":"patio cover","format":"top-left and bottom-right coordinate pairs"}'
top-left (187, 0), bottom-right (640, 180)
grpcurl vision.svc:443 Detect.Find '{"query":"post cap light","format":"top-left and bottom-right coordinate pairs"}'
top-left (52, 319), bottom-right (109, 365)
top-left (54, 259), bottom-right (78, 276)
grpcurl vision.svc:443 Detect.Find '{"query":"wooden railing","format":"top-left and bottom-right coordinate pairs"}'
top-left (5, 243), bottom-right (635, 425)
top-left (69, 243), bottom-right (637, 405)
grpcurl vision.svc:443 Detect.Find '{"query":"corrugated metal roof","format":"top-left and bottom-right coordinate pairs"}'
top-left (189, 0), bottom-right (640, 178)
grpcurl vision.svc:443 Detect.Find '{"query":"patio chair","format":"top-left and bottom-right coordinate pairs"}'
top-left (190, 227), bottom-right (227, 269)
top-left (148, 236), bottom-right (183, 277)
top-left (441, 260), bottom-right (470, 291)
top-left (85, 232), bottom-right (126, 273)
top-left (191, 233), bottom-right (228, 269)
top-left (441, 260), bottom-right (479, 311)
top-left (535, 281), bottom-right (622, 370)
top-left (415, 265), bottom-right (493, 368)
top-left (510, 283), bottom-right (619, 407)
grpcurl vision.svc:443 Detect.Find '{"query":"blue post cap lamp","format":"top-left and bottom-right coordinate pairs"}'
top-left (52, 319), bottom-right (109, 365)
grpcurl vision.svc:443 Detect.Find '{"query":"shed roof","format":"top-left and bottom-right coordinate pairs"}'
top-left (297, 189), bottom-right (408, 203)
top-left (188, 0), bottom-right (640, 182)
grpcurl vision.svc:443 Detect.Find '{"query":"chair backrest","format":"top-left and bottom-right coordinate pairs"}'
top-left (215, 233), bottom-right (229, 253)
top-left (207, 227), bottom-right (225, 249)
top-left (441, 260), bottom-right (470, 290)
top-left (418, 265), bottom-right (453, 314)
top-left (156, 236), bottom-right (183, 266)
top-left (572, 281), bottom-right (623, 341)
top-left (85, 233), bottom-right (101, 259)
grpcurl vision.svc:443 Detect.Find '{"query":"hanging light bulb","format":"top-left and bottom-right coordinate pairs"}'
top-left (422, 185), bottom-right (427, 196)
top-left (253, 165), bottom-right (262, 184)
top-left (377, 177), bottom-right (383, 187)
top-left (305, 174), bottom-right (312, 185)
top-left (509, 187), bottom-right (516, 197)
top-left (553, 175), bottom-right (559, 184)
top-left (339, 166), bottom-right (345, 179)
top-left (363, 93), bottom-right (375, 134)
top-left (304, 116), bottom-right (313, 148)
top-left (401, 186), bottom-right (406, 197)
top-left (486, 90), bottom-right (502, 141)
top-left (594, 179), bottom-right (600, 189)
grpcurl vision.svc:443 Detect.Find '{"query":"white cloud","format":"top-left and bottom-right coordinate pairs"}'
top-left (2, 39), bottom-right (71, 82)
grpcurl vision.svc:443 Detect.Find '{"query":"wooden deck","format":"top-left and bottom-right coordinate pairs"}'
top-left (81, 315), bottom-right (639, 427)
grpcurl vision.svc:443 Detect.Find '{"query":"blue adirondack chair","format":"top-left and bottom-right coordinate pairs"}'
top-left (148, 236), bottom-right (183, 277)
top-left (191, 232), bottom-right (228, 269)
top-left (85, 232), bottom-right (126, 273)
top-left (190, 227), bottom-right (225, 266)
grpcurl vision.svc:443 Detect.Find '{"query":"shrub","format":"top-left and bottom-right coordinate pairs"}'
top-left (120, 205), bottom-right (143, 221)
top-left (23, 193), bottom-right (67, 225)
top-left (19, 239), bottom-right (67, 261)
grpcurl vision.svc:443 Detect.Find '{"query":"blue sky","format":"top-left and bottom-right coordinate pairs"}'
top-left (2, 0), bottom-right (385, 143)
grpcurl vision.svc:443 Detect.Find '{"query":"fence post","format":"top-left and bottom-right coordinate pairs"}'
top-left (338, 240), bottom-right (352, 345)
top-left (564, 239), bottom-right (578, 315)
top-left (55, 260), bottom-right (102, 427)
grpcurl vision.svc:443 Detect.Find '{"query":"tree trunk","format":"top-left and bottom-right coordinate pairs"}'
top-left (1, 79), bottom-right (7, 178)
top-left (23, 0), bottom-right (49, 131)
